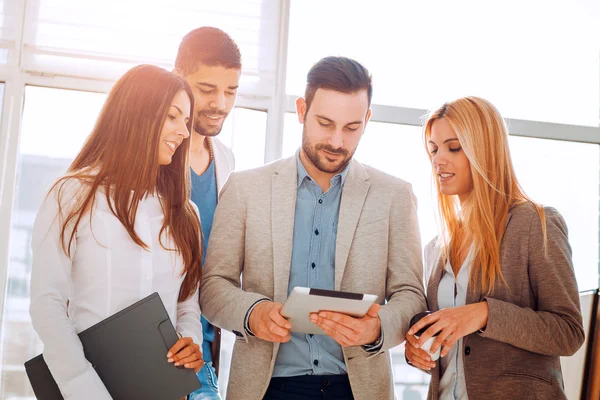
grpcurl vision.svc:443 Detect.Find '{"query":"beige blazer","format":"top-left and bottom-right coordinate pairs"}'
top-left (200, 155), bottom-right (427, 399)
top-left (424, 203), bottom-right (585, 400)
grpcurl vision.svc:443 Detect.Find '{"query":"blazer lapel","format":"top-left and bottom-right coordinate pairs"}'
top-left (466, 208), bottom-right (515, 304)
top-left (271, 157), bottom-right (298, 303)
top-left (334, 160), bottom-right (370, 290)
top-left (427, 256), bottom-right (445, 312)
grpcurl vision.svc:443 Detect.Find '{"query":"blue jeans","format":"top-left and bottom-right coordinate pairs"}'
top-left (188, 362), bottom-right (221, 400)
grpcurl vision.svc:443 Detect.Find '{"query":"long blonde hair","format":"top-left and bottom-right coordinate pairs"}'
top-left (423, 96), bottom-right (546, 294)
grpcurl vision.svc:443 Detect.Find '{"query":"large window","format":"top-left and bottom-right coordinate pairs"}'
top-left (22, 0), bottom-right (279, 95)
top-left (0, 86), bottom-right (107, 399)
top-left (0, 2), bottom-right (599, 400)
top-left (508, 136), bottom-right (600, 290)
top-left (219, 108), bottom-right (268, 171)
top-left (287, 0), bottom-right (600, 127)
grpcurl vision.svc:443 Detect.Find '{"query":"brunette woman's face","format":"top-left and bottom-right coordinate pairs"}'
top-left (158, 90), bottom-right (191, 165)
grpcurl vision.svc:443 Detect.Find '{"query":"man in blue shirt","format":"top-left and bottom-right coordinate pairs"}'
top-left (175, 27), bottom-right (239, 399)
top-left (200, 57), bottom-right (426, 399)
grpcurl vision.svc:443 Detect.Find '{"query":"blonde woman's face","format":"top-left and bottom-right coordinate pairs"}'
top-left (428, 118), bottom-right (472, 203)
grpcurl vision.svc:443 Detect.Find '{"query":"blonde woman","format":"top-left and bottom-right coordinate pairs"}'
top-left (405, 97), bottom-right (584, 399)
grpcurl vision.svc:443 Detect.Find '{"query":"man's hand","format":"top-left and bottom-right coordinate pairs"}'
top-left (248, 302), bottom-right (291, 343)
top-left (310, 303), bottom-right (382, 347)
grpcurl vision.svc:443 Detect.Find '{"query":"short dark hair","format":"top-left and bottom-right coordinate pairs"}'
top-left (304, 56), bottom-right (372, 112)
top-left (175, 27), bottom-right (242, 75)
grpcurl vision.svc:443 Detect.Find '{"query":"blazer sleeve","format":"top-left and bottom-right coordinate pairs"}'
top-left (377, 183), bottom-right (427, 353)
top-left (200, 172), bottom-right (270, 341)
top-left (480, 208), bottom-right (585, 356)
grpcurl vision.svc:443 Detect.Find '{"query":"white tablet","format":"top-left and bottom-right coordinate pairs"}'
top-left (281, 287), bottom-right (378, 335)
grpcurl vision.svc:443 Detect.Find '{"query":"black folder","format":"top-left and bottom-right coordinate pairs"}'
top-left (25, 292), bottom-right (201, 399)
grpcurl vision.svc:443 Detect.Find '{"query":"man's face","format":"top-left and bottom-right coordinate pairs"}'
top-left (297, 88), bottom-right (371, 174)
top-left (184, 64), bottom-right (241, 136)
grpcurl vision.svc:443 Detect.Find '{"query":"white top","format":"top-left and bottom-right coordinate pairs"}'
top-left (437, 247), bottom-right (474, 400)
top-left (29, 178), bottom-right (202, 400)
top-left (211, 136), bottom-right (235, 192)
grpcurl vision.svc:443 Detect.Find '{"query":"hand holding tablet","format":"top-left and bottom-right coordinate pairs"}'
top-left (281, 287), bottom-right (381, 346)
top-left (249, 301), bottom-right (291, 343)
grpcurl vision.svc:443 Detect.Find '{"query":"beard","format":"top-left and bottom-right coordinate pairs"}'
top-left (301, 125), bottom-right (355, 174)
top-left (193, 109), bottom-right (228, 137)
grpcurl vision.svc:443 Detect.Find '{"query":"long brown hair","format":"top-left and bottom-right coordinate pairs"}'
top-left (423, 96), bottom-right (546, 294)
top-left (52, 64), bottom-right (201, 301)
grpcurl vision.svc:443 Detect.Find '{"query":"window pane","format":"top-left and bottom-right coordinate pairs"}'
top-left (509, 136), bottom-right (600, 290)
top-left (23, 0), bottom-right (279, 94)
top-left (287, 0), bottom-right (600, 126)
top-left (282, 112), bottom-right (301, 159)
top-left (0, 0), bottom-right (20, 63)
top-left (1, 86), bottom-right (106, 399)
top-left (218, 108), bottom-right (268, 171)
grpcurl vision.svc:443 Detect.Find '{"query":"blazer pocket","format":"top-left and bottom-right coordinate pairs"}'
top-left (500, 371), bottom-right (553, 386)
top-left (354, 218), bottom-right (388, 239)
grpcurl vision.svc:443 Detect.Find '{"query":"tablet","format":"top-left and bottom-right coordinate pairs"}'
top-left (281, 287), bottom-right (378, 335)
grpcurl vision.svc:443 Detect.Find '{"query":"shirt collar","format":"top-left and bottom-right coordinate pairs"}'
top-left (295, 150), bottom-right (351, 188)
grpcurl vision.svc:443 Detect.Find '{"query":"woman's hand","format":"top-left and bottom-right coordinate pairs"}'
top-left (405, 334), bottom-right (437, 371)
top-left (407, 302), bottom-right (488, 358)
top-left (167, 337), bottom-right (204, 373)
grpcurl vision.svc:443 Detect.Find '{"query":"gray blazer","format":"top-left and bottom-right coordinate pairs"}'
top-left (200, 156), bottom-right (427, 399)
top-left (424, 203), bottom-right (585, 400)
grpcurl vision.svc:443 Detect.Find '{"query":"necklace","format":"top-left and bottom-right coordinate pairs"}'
top-left (206, 137), bottom-right (214, 163)
top-left (196, 136), bottom-right (214, 163)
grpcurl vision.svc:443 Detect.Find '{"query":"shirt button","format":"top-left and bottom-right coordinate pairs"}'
top-left (315, 229), bottom-right (319, 235)
top-left (313, 359), bottom-right (319, 366)
top-left (465, 346), bottom-right (471, 356)
top-left (318, 199), bottom-right (323, 204)
top-left (311, 262), bottom-right (316, 269)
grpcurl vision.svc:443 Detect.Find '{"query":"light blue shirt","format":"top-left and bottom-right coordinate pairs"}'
top-left (437, 247), bottom-right (474, 400)
top-left (272, 153), bottom-right (350, 377)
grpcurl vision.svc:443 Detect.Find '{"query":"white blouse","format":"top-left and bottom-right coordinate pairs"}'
top-left (29, 178), bottom-right (202, 400)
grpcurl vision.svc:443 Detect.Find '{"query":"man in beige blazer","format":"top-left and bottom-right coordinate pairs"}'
top-left (201, 56), bottom-right (426, 399)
